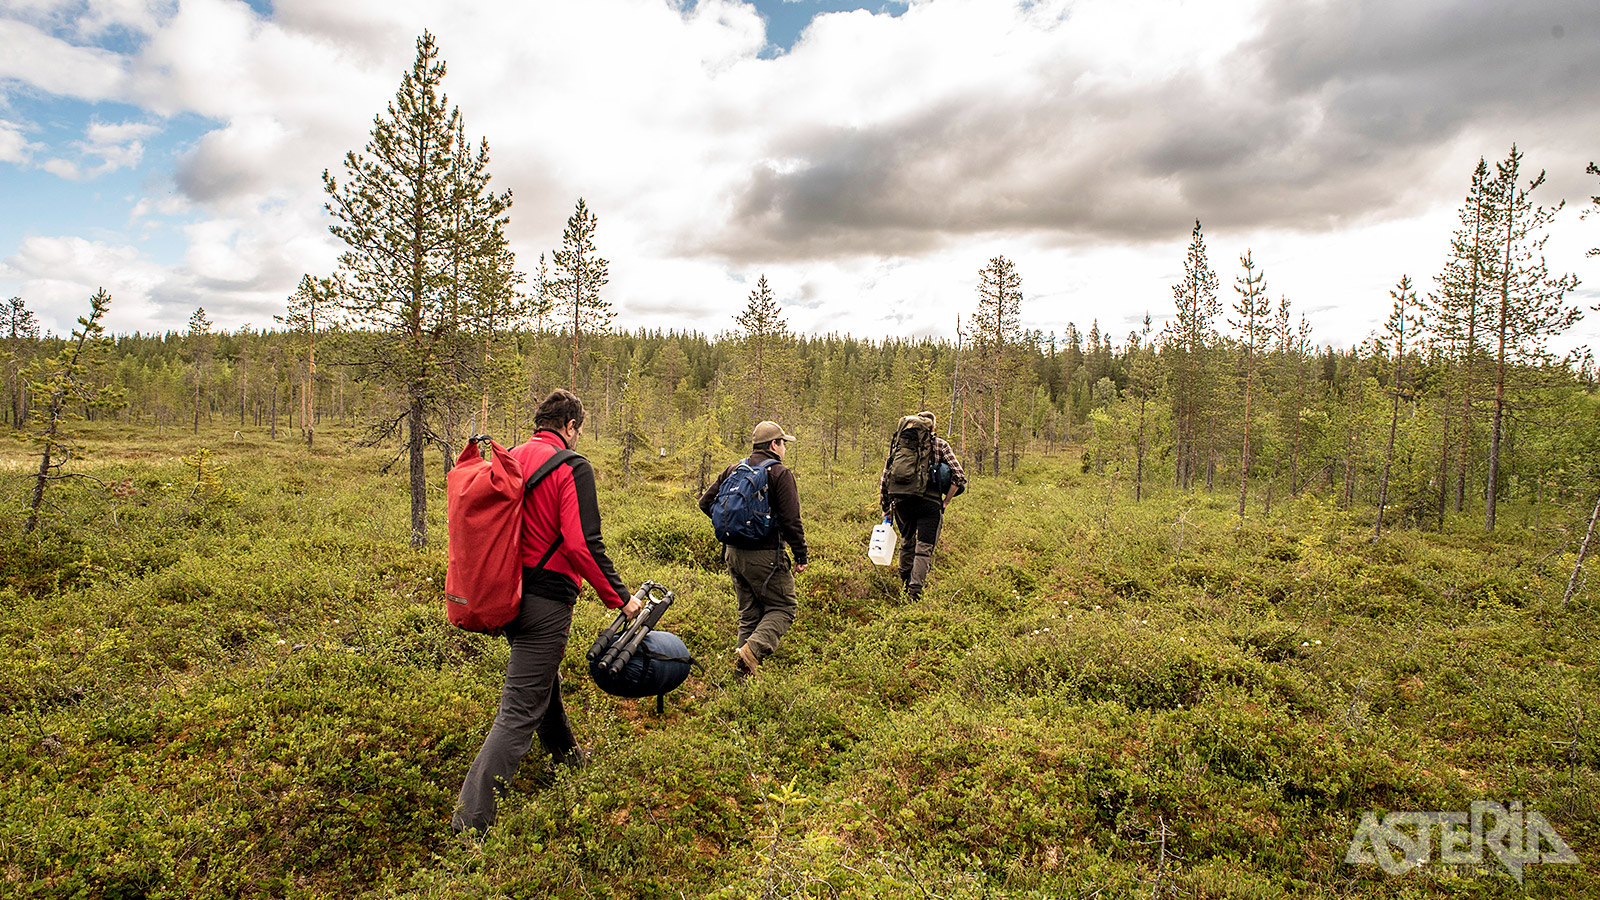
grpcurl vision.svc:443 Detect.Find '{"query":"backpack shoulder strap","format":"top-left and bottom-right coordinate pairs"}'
top-left (524, 448), bottom-right (578, 493)
top-left (523, 448), bottom-right (578, 572)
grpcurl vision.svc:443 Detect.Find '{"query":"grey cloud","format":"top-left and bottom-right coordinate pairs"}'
top-left (174, 134), bottom-right (271, 204)
top-left (702, 0), bottom-right (1600, 263)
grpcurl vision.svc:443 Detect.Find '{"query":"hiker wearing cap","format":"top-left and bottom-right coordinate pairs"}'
top-left (699, 420), bottom-right (808, 678)
top-left (880, 411), bottom-right (967, 601)
top-left (453, 389), bottom-right (641, 835)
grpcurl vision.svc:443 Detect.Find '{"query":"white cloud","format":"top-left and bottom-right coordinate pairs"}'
top-left (0, 235), bottom-right (168, 335)
top-left (0, 119), bottom-right (41, 164)
top-left (1, 0), bottom-right (1597, 356)
top-left (0, 18), bottom-right (127, 100)
top-left (39, 157), bottom-right (82, 180)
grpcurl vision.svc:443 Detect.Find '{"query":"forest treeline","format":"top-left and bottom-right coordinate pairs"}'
top-left (5, 33), bottom-right (1598, 552)
top-left (6, 216), bottom-right (1598, 541)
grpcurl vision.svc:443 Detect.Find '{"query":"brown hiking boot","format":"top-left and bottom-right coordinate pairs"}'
top-left (733, 644), bottom-right (759, 678)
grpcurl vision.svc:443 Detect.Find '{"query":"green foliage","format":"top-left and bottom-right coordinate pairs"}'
top-left (1, 424), bottom-right (1596, 898)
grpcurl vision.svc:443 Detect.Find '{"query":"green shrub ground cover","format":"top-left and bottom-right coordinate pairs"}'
top-left (1, 425), bottom-right (1595, 898)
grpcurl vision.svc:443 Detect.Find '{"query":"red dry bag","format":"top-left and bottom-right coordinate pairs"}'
top-left (445, 438), bottom-right (527, 632)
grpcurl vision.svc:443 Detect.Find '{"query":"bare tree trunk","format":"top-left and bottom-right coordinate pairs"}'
top-left (990, 387), bottom-right (1001, 478)
top-left (1436, 401), bottom-right (1452, 529)
top-left (408, 398), bottom-right (428, 548)
top-left (1238, 377), bottom-right (1252, 519)
top-left (1563, 490), bottom-right (1600, 607)
top-left (24, 418), bottom-right (57, 533)
top-left (1134, 397), bottom-right (1147, 502)
top-left (1375, 391), bottom-right (1401, 539)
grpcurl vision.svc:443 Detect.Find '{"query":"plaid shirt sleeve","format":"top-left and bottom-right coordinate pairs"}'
top-left (935, 438), bottom-right (967, 497)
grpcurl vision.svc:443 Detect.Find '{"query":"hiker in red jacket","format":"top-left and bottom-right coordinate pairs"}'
top-left (454, 389), bottom-right (641, 834)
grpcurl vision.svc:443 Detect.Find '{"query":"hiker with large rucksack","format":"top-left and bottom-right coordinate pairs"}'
top-left (451, 389), bottom-right (641, 835)
top-left (880, 411), bottom-right (967, 600)
top-left (698, 420), bottom-right (809, 679)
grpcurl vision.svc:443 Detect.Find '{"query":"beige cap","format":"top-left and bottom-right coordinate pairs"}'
top-left (752, 420), bottom-right (797, 444)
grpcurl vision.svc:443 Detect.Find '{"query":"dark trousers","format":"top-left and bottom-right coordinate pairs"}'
top-left (892, 495), bottom-right (944, 593)
top-left (453, 593), bottom-right (577, 833)
top-left (724, 545), bottom-right (797, 661)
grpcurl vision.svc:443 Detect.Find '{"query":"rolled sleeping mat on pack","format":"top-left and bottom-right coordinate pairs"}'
top-left (589, 629), bottom-right (697, 700)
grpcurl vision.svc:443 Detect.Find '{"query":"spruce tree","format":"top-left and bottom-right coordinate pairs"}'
top-left (322, 30), bottom-right (514, 547)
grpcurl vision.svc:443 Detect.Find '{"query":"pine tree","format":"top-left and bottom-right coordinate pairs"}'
top-left (277, 275), bottom-right (336, 448)
top-left (3, 295), bottom-right (39, 426)
top-left (1429, 158), bottom-right (1498, 514)
top-left (1586, 160), bottom-right (1600, 258)
top-left (22, 289), bottom-right (126, 533)
top-left (1164, 220), bottom-right (1221, 489)
top-left (322, 30), bottom-right (514, 547)
top-left (732, 274), bottom-right (789, 419)
top-left (1128, 315), bottom-right (1162, 502)
top-left (971, 255), bottom-right (1023, 475)
top-left (1230, 250), bottom-right (1271, 518)
top-left (553, 198), bottom-right (612, 390)
top-left (1481, 146), bottom-right (1583, 530)
top-left (186, 307), bottom-right (213, 435)
top-left (1374, 276), bottom-right (1421, 538)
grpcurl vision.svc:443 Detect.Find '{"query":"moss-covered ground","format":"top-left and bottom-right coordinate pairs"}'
top-left (1, 425), bottom-right (1595, 898)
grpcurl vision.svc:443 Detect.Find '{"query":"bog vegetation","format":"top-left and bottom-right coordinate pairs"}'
top-left (3, 30), bottom-right (1599, 900)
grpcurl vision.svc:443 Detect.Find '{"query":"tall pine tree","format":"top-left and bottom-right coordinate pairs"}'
top-left (1165, 220), bottom-right (1220, 489)
top-left (1481, 146), bottom-right (1582, 530)
top-left (322, 31), bottom-right (514, 547)
top-left (553, 198), bottom-right (612, 391)
top-left (971, 255), bottom-right (1022, 475)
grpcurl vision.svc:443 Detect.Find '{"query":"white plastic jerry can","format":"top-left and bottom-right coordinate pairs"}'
top-left (868, 516), bottom-right (898, 566)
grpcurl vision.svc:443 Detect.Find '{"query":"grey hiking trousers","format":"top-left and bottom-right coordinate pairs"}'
top-left (453, 593), bottom-right (578, 833)
top-left (724, 545), bottom-right (798, 661)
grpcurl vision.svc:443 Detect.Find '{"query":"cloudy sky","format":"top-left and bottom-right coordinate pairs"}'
top-left (3, 0), bottom-right (1598, 354)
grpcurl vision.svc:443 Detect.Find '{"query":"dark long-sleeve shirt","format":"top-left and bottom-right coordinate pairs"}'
top-left (699, 448), bottom-right (808, 565)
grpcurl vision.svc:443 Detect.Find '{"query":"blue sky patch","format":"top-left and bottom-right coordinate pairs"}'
top-left (747, 0), bottom-right (909, 56)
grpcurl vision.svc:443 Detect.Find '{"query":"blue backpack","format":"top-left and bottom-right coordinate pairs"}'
top-left (710, 458), bottom-right (779, 543)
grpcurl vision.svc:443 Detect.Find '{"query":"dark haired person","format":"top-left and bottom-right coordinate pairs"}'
top-left (699, 420), bottom-right (808, 678)
top-left (879, 411), bottom-right (966, 600)
top-left (454, 389), bottom-right (641, 834)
